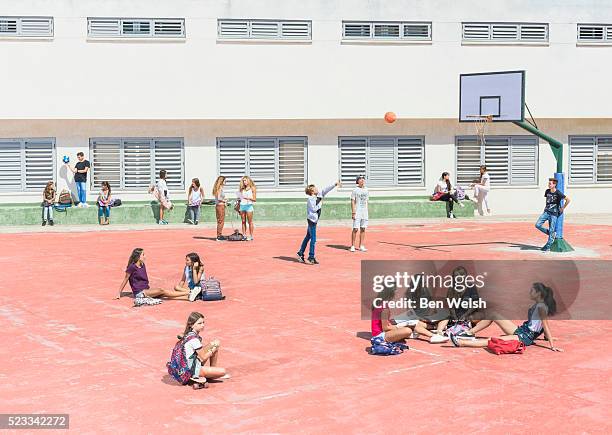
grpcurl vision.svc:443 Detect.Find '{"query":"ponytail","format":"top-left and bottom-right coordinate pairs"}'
top-left (533, 282), bottom-right (557, 316)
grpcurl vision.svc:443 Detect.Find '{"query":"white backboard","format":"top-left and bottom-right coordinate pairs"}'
top-left (459, 71), bottom-right (525, 122)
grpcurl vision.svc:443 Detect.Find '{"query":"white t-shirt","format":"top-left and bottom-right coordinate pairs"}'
top-left (480, 172), bottom-right (491, 189)
top-left (238, 188), bottom-right (254, 205)
top-left (156, 179), bottom-right (168, 198)
top-left (351, 186), bottom-right (369, 219)
top-left (435, 180), bottom-right (449, 194)
top-left (184, 335), bottom-right (203, 375)
top-left (189, 188), bottom-right (202, 206)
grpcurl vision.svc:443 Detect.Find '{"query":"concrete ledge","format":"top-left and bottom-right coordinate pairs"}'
top-left (0, 197), bottom-right (475, 225)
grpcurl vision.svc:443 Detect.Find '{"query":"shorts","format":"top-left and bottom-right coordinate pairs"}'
top-left (135, 290), bottom-right (147, 298)
top-left (373, 331), bottom-right (386, 341)
top-left (513, 322), bottom-right (540, 346)
top-left (352, 218), bottom-right (368, 229)
top-left (240, 204), bottom-right (254, 213)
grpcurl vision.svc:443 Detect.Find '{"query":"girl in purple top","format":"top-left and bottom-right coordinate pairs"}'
top-left (116, 248), bottom-right (191, 300)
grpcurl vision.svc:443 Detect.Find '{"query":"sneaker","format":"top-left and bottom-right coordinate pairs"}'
top-left (186, 219), bottom-right (194, 225)
top-left (541, 245), bottom-right (551, 252)
top-left (449, 334), bottom-right (460, 347)
top-left (307, 257), bottom-right (319, 265)
top-left (248, 236), bottom-right (253, 241)
top-left (449, 213), bottom-right (456, 219)
top-left (49, 220), bottom-right (54, 226)
top-left (194, 221), bottom-right (199, 225)
top-left (297, 253), bottom-right (305, 263)
top-left (349, 246), bottom-right (356, 252)
top-left (42, 221), bottom-right (46, 226)
top-left (82, 203), bottom-right (89, 208)
top-left (429, 334), bottom-right (449, 344)
top-left (456, 331), bottom-right (475, 340)
top-left (188, 286), bottom-right (201, 302)
top-left (159, 220), bottom-right (168, 225)
top-left (359, 245), bottom-right (367, 252)
top-left (216, 235), bottom-right (226, 241)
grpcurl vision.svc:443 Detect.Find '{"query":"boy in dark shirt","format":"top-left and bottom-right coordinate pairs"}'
top-left (66, 152), bottom-right (91, 207)
top-left (535, 178), bottom-right (571, 251)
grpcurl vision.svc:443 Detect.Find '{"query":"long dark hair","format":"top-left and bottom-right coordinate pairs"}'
top-left (441, 172), bottom-right (451, 191)
top-left (189, 178), bottom-right (200, 195)
top-left (101, 181), bottom-right (111, 195)
top-left (127, 248), bottom-right (143, 268)
top-left (186, 252), bottom-right (202, 273)
top-left (178, 311), bottom-right (205, 340)
top-left (533, 282), bottom-right (557, 316)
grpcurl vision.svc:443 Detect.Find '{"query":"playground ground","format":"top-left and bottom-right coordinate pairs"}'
top-left (1, 216), bottom-right (611, 433)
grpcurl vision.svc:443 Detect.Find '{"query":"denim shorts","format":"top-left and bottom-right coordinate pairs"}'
top-left (514, 321), bottom-right (541, 346)
top-left (240, 204), bottom-right (254, 213)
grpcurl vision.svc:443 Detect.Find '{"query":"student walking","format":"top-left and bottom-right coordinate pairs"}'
top-left (187, 178), bottom-right (205, 225)
top-left (350, 175), bottom-right (369, 252)
top-left (42, 181), bottom-right (56, 226)
top-left (535, 178), bottom-right (571, 251)
top-left (212, 176), bottom-right (227, 240)
top-left (297, 180), bottom-right (340, 265)
top-left (97, 181), bottom-right (112, 225)
top-left (66, 152), bottom-right (90, 207)
top-left (471, 165), bottom-right (491, 216)
top-left (237, 176), bottom-right (256, 240)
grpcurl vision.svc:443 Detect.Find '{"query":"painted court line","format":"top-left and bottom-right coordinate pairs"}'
top-left (386, 360), bottom-right (446, 374)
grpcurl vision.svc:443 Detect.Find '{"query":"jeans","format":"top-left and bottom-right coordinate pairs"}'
top-left (188, 205), bottom-right (201, 223)
top-left (42, 205), bottom-right (53, 221)
top-left (298, 221), bottom-right (317, 259)
top-left (76, 182), bottom-right (87, 204)
top-left (98, 205), bottom-right (110, 219)
top-left (535, 211), bottom-right (558, 247)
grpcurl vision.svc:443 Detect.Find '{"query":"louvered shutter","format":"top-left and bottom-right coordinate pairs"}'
top-left (218, 20), bottom-right (249, 38)
top-left (463, 23), bottom-right (491, 40)
top-left (0, 140), bottom-right (24, 191)
top-left (154, 19), bottom-right (184, 37)
top-left (491, 24), bottom-right (519, 40)
top-left (397, 137), bottom-right (424, 186)
top-left (339, 137), bottom-right (367, 185)
top-left (373, 23), bottom-right (400, 38)
top-left (569, 137), bottom-right (595, 184)
top-left (519, 24), bottom-right (548, 41)
top-left (367, 137), bottom-right (395, 186)
top-left (578, 25), bottom-right (605, 42)
top-left (279, 139), bottom-right (306, 186)
top-left (596, 137), bottom-right (612, 183)
top-left (403, 23), bottom-right (431, 40)
top-left (20, 17), bottom-right (53, 37)
top-left (122, 20), bottom-right (151, 36)
top-left (247, 138), bottom-right (276, 187)
top-left (0, 18), bottom-right (18, 35)
top-left (90, 139), bottom-right (121, 189)
top-left (456, 137), bottom-right (482, 185)
top-left (343, 22), bottom-right (371, 38)
top-left (250, 21), bottom-right (280, 39)
top-left (24, 139), bottom-right (54, 190)
top-left (218, 138), bottom-right (247, 187)
top-left (510, 137), bottom-right (537, 185)
top-left (154, 139), bottom-right (183, 189)
top-left (280, 21), bottom-right (310, 39)
top-left (484, 137), bottom-right (510, 185)
top-left (88, 18), bottom-right (121, 37)
top-left (123, 139), bottom-right (152, 189)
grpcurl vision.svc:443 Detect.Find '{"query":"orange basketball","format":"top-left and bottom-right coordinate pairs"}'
top-left (384, 111), bottom-right (397, 123)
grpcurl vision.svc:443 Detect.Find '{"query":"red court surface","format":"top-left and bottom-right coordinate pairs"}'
top-left (1, 221), bottom-right (612, 433)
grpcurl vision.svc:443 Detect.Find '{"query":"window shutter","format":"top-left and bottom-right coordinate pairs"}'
top-left (519, 24), bottom-right (548, 41)
top-left (280, 21), bottom-right (311, 39)
top-left (218, 20), bottom-right (249, 38)
top-left (367, 137), bottom-right (395, 186)
top-left (578, 25), bottom-right (605, 41)
top-left (484, 137), bottom-right (510, 185)
top-left (0, 18), bottom-right (18, 35)
top-left (88, 18), bottom-right (121, 37)
top-left (510, 137), bottom-right (537, 185)
top-left (154, 19), bottom-right (184, 37)
top-left (491, 24), bottom-right (519, 40)
top-left (154, 139), bottom-right (183, 189)
top-left (24, 139), bottom-right (54, 190)
top-left (20, 17), bottom-right (53, 37)
top-left (463, 23), bottom-right (491, 40)
top-left (456, 137), bottom-right (482, 185)
top-left (250, 21), bottom-right (280, 39)
top-left (403, 23), bottom-right (431, 39)
top-left (278, 139), bottom-right (306, 186)
top-left (373, 23), bottom-right (400, 38)
top-left (343, 22), bottom-right (371, 38)
top-left (339, 137), bottom-right (367, 185)
top-left (123, 139), bottom-right (152, 189)
top-left (596, 137), bottom-right (612, 183)
top-left (90, 139), bottom-right (121, 189)
top-left (218, 138), bottom-right (247, 187)
top-left (122, 20), bottom-right (151, 36)
top-left (569, 137), bottom-right (595, 184)
top-left (0, 140), bottom-right (23, 191)
top-left (247, 138), bottom-right (276, 187)
top-left (397, 137), bottom-right (424, 186)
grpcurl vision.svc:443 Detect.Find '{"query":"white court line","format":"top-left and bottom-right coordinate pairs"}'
top-left (386, 360), bottom-right (446, 374)
top-left (409, 347), bottom-right (442, 357)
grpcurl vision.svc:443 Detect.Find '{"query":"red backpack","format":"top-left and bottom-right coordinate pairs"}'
top-left (166, 332), bottom-right (200, 384)
top-left (487, 337), bottom-right (526, 355)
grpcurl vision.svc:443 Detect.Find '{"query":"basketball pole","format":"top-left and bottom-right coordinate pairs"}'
top-left (513, 120), bottom-right (574, 252)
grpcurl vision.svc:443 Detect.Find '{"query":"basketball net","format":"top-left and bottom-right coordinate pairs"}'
top-left (468, 115), bottom-right (493, 146)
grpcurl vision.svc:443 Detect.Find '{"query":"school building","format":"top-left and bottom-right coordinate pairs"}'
top-left (1, 0), bottom-right (612, 215)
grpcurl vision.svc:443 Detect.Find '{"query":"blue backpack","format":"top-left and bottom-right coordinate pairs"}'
top-left (166, 332), bottom-right (200, 384)
top-left (370, 335), bottom-right (408, 356)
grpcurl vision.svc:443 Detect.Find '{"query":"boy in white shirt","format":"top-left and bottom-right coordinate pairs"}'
top-left (350, 175), bottom-right (369, 252)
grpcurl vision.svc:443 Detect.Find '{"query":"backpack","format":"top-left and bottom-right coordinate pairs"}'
top-left (227, 229), bottom-right (245, 241)
top-left (369, 334), bottom-right (408, 356)
top-left (201, 277), bottom-right (225, 301)
top-left (446, 320), bottom-right (470, 336)
top-left (58, 189), bottom-right (73, 205)
top-left (111, 198), bottom-right (122, 207)
top-left (455, 186), bottom-right (466, 200)
top-left (487, 337), bottom-right (526, 355)
top-left (166, 332), bottom-right (200, 385)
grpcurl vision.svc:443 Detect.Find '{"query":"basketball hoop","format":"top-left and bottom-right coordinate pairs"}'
top-left (466, 114), bottom-right (494, 146)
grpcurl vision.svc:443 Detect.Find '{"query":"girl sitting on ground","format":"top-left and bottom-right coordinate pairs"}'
top-left (449, 282), bottom-right (562, 351)
top-left (179, 311), bottom-right (229, 389)
top-left (175, 252), bottom-right (205, 302)
top-left (116, 248), bottom-right (191, 301)
top-left (97, 181), bottom-right (112, 225)
top-left (372, 285), bottom-right (448, 345)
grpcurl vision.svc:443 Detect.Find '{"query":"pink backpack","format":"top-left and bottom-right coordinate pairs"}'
top-left (166, 332), bottom-right (200, 384)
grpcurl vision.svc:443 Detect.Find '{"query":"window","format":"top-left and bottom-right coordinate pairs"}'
top-left (342, 21), bottom-right (431, 41)
top-left (462, 22), bottom-right (548, 43)
top-left (217, 19), bottom-right (311, 40)
top-left (0, 138), bottom-right (55, 191)
top-left (88, 18), bottom-right (185, 38)
top-left (217, 137), bottom-right (307, 187)
top-left (577, 24), bottom-right (612, 43)
top-left (456, 136), bottom-right (538, 186)
top-left (0, 16), bottom-right (53, 37)
top-left (569, 136), bottom-right (612, 184)
top-left (338, 136), bottom-right (424, 187)
top-left (89, 138), bottom-right (184, 190)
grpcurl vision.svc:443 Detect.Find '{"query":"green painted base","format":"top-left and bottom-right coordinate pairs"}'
top-left (550, 238), bottom-right (574, 252)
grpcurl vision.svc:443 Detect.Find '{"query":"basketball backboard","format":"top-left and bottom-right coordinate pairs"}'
top-left (459, 70), bottom-right (525, 122)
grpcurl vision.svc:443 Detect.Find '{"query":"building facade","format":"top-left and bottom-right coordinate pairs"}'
top-left (1, 0), bottom-right (611, 214)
